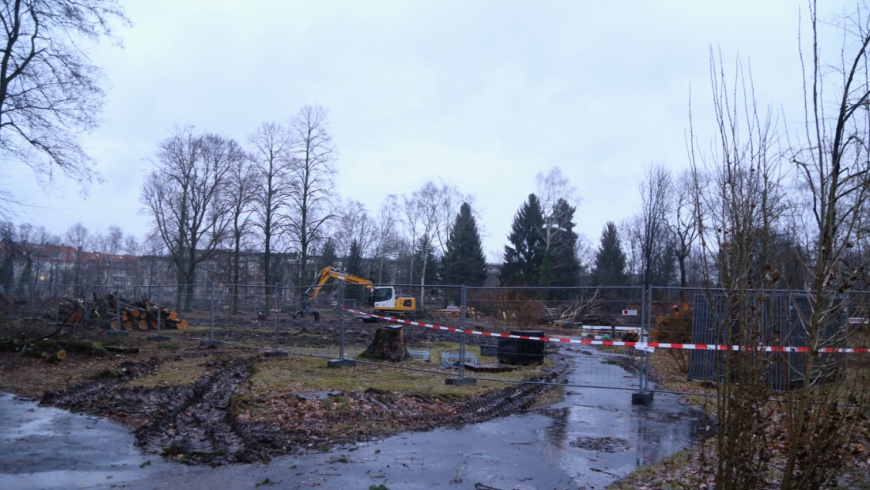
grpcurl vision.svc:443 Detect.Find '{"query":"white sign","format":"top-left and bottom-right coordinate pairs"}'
top-left (848, 317), bottom-right (868, 324)
top-left (622, 309), bottom-right (638, 316)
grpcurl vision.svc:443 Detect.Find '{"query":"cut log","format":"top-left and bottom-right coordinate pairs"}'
top-left (359, 325), bottom-right (410, 362)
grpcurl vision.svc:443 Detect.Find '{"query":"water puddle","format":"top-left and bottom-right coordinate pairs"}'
top-left (1, 347), bottom-right (708, 489)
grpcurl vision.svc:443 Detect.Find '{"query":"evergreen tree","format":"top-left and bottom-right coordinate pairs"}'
top-left (591, 222), bottom-right (629, 286)
top-left (346, 239), bottom-right (363, 275)
top-left (500, 194), bottom-right (545, 286)
top-left (441, 203), bottom-right (488, 287)
top-left (318, 238), bottom-right (338, 271)
top-left (345, 239), bottom-right (367, 304)
top-left (546, 198), bottom-right (581, 288)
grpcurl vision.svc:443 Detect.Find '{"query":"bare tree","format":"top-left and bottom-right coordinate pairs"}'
top-left (780, 2), bottom-right (870, 487)
top-left (249, 121), bottom-right (293, 302)
top-left (402, 180), bottom-right (471, 307)
top-left (669, 169), bottom-right (700, 292)
top-left (141, 127), bottom-right (237, 310)
top-left (370, 194), bottom-right (402, 283)
top-left (535, 166), bottom-right (580, 253)
top-left (330, 199), bottom-right (375, 260)
top-left (122, 234), bottom-right (139, 256)
top-left (637, 163), bottom-right (674, 287)
top-left (220, 140), bottom-right (255, 313)
top-left (689, 47), bottom-right (788, 488)
top-left (64, 222), bottom-right (89, 287)
top-left (0, 0), bottom-right (128, 199)
top-left (286, 105), bottom-right (336, 286)
top-left (100, 226), bottom-right (124, 255)
top-left (92, 224), bottom-right (123, 286)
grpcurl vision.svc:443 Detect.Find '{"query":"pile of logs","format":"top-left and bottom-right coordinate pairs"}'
top-left (59, 291), bottom-right (187, 331)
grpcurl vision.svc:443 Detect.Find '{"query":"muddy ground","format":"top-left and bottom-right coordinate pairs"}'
top-left (0, 314), bottom-right (570, 466)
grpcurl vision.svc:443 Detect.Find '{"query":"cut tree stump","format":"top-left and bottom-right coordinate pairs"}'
top-left (359, 325), bottom-right (410, 362)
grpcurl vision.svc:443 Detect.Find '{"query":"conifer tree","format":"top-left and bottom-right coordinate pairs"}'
top-left (591, 222), bottom-right (629, 286)
top-left (318, 238), bottom-right (338, 271)
top-left (345, 239), bottom-right (367, 304)
top-left (500, 194), bottom-right (545, 286)
top-left (546, 198), bottom-right (581, 288)
top-left (442, 203), bottom-right (488, 287)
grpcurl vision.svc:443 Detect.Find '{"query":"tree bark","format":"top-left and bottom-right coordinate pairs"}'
top-left (359, 326), bottom-right (410, 362)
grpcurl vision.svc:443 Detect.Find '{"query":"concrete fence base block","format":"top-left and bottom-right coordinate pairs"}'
top-left (631, 390), bottom-right (655, 405)
top-left (107, 330), bottom-right (129, 336)
top-left (327, 359), bottom-right (357, 368)
top-left (147, 335), bottom-right (171, 341)
top-left (445, 377), bottom-right (477, 386)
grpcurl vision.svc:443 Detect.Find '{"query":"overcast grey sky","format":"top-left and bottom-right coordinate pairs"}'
top-left (5, 0), bottom-right (851, 261)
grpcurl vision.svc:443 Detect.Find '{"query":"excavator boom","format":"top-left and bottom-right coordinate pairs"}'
top-left (304, 266), bottom-right (374, 301)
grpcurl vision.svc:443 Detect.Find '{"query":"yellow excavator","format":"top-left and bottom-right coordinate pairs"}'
top-left (293, 266), bottom-right (416, 322)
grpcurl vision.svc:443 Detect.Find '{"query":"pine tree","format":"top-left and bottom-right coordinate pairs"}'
top-left (345, 239), bottom-right (367, 304)
top-left (500, 194), bottom-right (545, 286)
top-left (546, 198), bottom-right (581, 288)
top-left (442, 203), bottom-right (488, 287)
top-left (318, 238), bottom-right (338, 271)
top-left (591, 222), bottom-right (629, 286)
top-left (346, 239), bottom-right (363, 275)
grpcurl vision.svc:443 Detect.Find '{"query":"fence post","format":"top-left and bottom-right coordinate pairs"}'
top-left (632, 285), bottom-right (655, 404)
top-left (149, 283), bottom-right (170, 341)
top-left (201, 281), bottom-right (222, 346)
top-left (329, 281), bottom-right (356, 368)
top-left (446, 285), bottom-right (476, 386)
top-left (109, 284), bottom-right (128, 336)
top-left (264, 282), bottom-right (288, 357)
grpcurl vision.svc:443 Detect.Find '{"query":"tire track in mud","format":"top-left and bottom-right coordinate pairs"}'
top-left (40, 353), bottom-right (259, 465)
top-left (134, 357), bottom-right (254, 464)
top-left (37, 346), bottom-right (570, 466)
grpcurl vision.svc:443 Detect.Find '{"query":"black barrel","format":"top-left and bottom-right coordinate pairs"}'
top-left (497, 330), bottom-right (545, 365)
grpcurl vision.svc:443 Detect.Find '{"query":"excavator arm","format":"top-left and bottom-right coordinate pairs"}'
top-left (303, 266), bottom-right (374, 301)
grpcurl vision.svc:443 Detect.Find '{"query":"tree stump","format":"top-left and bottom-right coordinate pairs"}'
top-left (359, 325), bottom-right (410, 362)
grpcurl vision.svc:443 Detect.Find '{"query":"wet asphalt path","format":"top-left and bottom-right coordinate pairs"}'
top-left (0, 346), bottom-right (706, 489)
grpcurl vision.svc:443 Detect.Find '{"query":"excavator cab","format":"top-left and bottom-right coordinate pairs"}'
top-left (369, 287), bottom-right (416, 315)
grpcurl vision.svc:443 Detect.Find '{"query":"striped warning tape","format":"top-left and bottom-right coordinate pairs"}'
top-left (343, 308), bottom-right (869, 354)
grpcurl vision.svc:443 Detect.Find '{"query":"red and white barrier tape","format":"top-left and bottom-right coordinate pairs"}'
top-left (343, 308), bottom-right (869, 354)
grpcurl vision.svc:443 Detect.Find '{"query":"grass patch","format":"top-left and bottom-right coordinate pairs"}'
top-left (247, 344), bottom-right (551, 399)
top-left (130, 358), bottom-right (212, 387)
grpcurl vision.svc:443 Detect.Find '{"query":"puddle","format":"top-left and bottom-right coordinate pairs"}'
top-left (1, 347), bottom-right (707, 489)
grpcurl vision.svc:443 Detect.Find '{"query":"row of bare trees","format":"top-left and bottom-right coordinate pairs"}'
top-left (138, 106), bottom-right (480, 312)
top-left (140, 106), bottom-right (335, 310)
